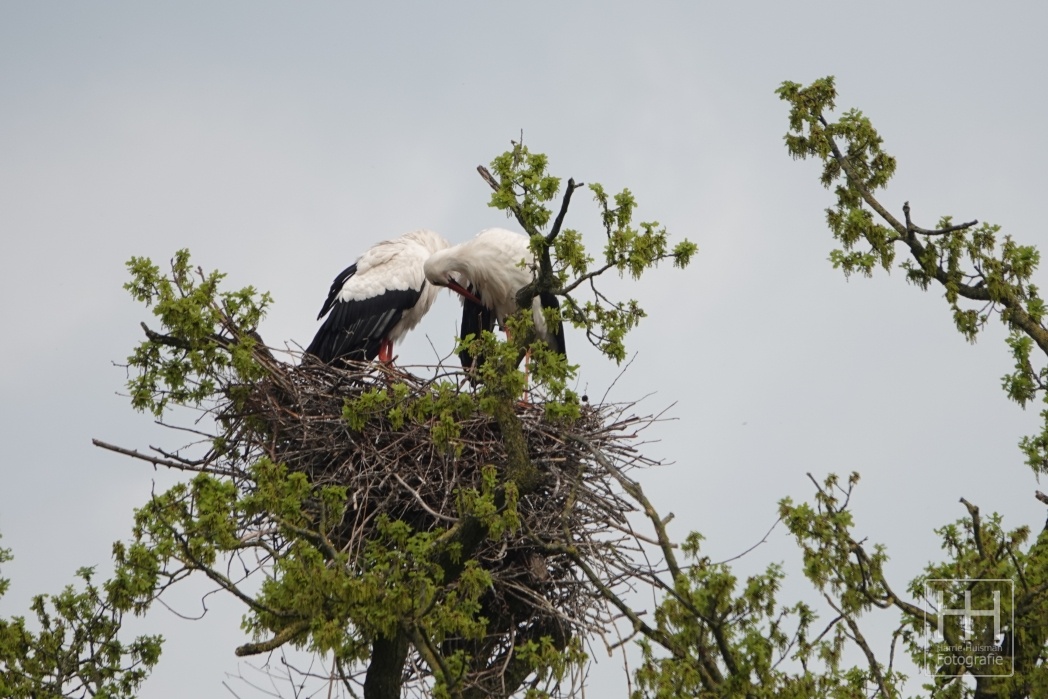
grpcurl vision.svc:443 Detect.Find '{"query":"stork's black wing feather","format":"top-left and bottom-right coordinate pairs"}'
top-left (459, 286), bottom-right (496, 370)
top-left (305, 287), bottom-right (422, 363)
top-left (316, 263), bottom-right (357, 320)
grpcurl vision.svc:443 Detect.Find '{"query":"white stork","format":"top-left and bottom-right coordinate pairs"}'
top-left (422, 227), bottom-right (566, 367)
top-left (305, 229), bottom-right (450, 364)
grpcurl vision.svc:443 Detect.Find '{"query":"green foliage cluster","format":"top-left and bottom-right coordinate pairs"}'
top-left (778, 76), bottom-right (1048, 477)
top-left (111, 455), bottom-right (517, 696)
top-left (455, 464), bottom-right (520, 541)
top-left (123, 249), bottom-right (272, 417)
top-left (483, 140), bottom-right (696, 363)
top-left (342, 382), bottom-right (478, 454)
top-left (457, 320), bottom-right (581, 424)
top-left (0, 536), bottom-right (162, 698)
top-left (633, 533), bottom-right (825, 699)
top-left (488, 147), bottom-right (562, 231)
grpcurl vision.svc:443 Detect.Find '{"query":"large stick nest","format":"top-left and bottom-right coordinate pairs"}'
top-left (131, 345), bottom-right (664, 696)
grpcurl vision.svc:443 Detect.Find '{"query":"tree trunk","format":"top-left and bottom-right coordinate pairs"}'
top-left (363, 629), bottom-right (410, 699)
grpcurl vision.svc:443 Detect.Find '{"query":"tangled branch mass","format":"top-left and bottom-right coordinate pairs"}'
top-left (105, 324), bottom-right (667, 696)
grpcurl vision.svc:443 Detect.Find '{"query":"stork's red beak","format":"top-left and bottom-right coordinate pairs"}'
top-left (446, 278), bottom-right (482, 304)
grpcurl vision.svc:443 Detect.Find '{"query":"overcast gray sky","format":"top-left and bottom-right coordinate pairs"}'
top-left (2, 2), bottom-right (1047, 696)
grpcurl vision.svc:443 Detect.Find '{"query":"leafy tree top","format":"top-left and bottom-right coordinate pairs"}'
top-left (778, 76), bottom-right (1048, 476)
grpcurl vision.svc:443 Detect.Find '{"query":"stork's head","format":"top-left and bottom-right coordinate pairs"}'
top-left (424, 249), bottom-right (482, 304)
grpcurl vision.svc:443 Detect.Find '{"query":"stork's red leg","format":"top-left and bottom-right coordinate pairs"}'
top-left (378, 339), bottom-right (393, 364)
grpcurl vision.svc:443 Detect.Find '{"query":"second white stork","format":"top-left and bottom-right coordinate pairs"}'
top-left (305, 229), bottom-right (450, 364)
top-left (422, 227), bottom-right (566, 365)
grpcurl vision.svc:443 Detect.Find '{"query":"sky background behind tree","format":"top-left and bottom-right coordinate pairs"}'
top-left (2, 2), bottom-right (1047, 695)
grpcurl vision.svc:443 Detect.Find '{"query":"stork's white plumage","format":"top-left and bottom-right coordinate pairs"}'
top-left (423, 228), bottom-right (566, 365)
top-left (305, 229), bottom-right (450, 364)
